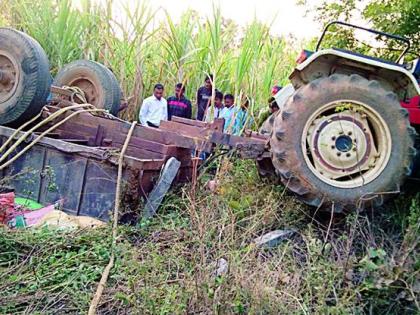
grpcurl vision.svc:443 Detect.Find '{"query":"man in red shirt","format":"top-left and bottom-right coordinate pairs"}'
top-left (167, 83), bottom-right (192, 120)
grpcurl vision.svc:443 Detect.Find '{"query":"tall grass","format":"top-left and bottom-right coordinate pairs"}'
top-left (0, 0), bottom-right (302, 122)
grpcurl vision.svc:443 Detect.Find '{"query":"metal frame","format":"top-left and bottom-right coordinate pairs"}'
top-left (294, 49), bottom-right (420, 95)
top-left (316, 21), bottom-right (411, 63)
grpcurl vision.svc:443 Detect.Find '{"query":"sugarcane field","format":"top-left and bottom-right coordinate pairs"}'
top-left (0, 0), bottom-right (419, 314)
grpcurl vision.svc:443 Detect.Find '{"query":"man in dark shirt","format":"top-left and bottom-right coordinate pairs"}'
top-left (167, 83), bottom-right (192, 120)
top-left (196, 74), bottom-right (214, 121)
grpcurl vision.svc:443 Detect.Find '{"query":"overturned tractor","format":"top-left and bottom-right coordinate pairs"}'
top-left (265, 21), bottom-right (420, 211)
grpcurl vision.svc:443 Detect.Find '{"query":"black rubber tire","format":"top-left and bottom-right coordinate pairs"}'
top-left (259, 112), bottom-right (277, 135)
top-left (270, 74), bottom-right (416, 212)
top-left (0, 28), bottom-right (51, 126)
top-left (53, 60), bottom-right (121, 116)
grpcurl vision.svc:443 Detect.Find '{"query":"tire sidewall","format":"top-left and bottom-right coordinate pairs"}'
top-left (53, 60), bottom-right (121, 116)
top-left (272, 75), bottom-right (413, 208)
top-left (0, 28), bottom-right (50, 126)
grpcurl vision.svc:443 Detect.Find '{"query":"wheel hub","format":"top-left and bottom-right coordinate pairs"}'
top-left (335, 135), bottom-right (353, 152)
top-left (68, 77), bottom-right (100, 105)
top-left (306, 108), bottom-right (382, 184)
top-left (0, 51), bottom-right (19, 105)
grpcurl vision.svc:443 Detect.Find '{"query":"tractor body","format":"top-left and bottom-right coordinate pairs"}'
top-left (268, 21), bottom-right (420, 211)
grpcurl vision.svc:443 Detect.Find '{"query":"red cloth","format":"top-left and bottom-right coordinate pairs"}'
top-left (0, 192), bottom-right (15, 224)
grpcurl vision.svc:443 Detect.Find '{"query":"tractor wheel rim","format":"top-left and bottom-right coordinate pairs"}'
top-left (68, 77), bottom-right (102, 107)
top-left (0, 51), bottom-right (20, 105)
top-left (301, 100), bottom-right (391, 189)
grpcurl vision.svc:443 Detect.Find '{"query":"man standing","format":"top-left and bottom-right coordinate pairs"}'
top-left (205, 91), bottom-right (224, 123)
top-left (196, 74), bottom-right (214, 121)
top-left (167, 83), bottom-right (192, 120)
top-left (232, 97), bottom-right (253, 135)
top-left (139, 84), bottom-right (168, 127)
top-left (220, 93), bottom-right (235, 132)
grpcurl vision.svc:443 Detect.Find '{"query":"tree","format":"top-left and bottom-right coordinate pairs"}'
top-left (305, 0), bottom-right (420, 61)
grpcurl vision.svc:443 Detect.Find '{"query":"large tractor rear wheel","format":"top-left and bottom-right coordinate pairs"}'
top-left (270, 74), bottom-right (416, 211)
top-left (0, 28), bottom-right (51, 126)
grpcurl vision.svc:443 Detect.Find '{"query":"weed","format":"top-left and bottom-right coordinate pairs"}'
top-left (0, 159), bottom-right (417, 314)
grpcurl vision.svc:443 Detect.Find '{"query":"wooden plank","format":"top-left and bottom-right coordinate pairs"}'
top-left (4, 143), bottom-right (45, 202)
top-left (171, 116), bottom-right (208, 127)
top-left (94, 125), bottom-right (105, 146)
top-left (50, 85), bottom-right (73, 97)
top-left (112, 133), bottom-right (179, 155)
top-left (60, 139), bottom-right (89, 144)
top-left (159, 120), bottom-right (211, 138)
top-left (78, 159), bottom-right (117, 220)
top-left (171, 116), bottom-right (224, 132)
top-left (124, 146), bottom-right (165, 159)
top-left (39, 150), bottom-right (88, 214)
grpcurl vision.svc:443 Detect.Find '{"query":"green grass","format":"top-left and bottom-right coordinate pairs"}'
top-left (0, 159), bottom-right (418, 314)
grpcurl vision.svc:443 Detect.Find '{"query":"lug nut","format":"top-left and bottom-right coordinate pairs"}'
top-left (346, 153), bottom-right (351, 157)
top-left (331, 145), bottom-right (335, 149)
top-left (331, 136), bottom-right (336, 141)
top-left (348, 131), bottom-right (352, 136)
top-left (337, 152), bottom-right (341, 157)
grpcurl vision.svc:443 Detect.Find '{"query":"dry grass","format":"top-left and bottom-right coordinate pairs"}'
top-left (1, 159), bottom-right (418, 314)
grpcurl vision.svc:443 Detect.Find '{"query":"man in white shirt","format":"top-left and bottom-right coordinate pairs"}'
top-left (139, 84), bottom-right (168, 127)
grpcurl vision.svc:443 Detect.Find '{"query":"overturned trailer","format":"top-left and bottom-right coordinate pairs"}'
top-left (0, 27), bottom-right (271, 220)
top-left (0, 97), bottom-right (269, 220)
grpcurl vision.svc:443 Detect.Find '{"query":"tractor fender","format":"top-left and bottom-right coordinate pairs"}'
top-left (289, 49), bottom-right (420, 99)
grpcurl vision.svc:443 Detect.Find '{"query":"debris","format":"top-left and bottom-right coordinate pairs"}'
top-left (6, 198), bottom-right (104, 229)
top-left (206, 179), bottom-right (220, 192)
top-left (8, 204), bottom-right (54, 228)
top-left (253, 229), bottom-right (296, 248)
top-left (0, 192), bottom-right (15, 224)
top-left (14, 197), bottom-right (43, 210)
top-left (33, 210), bottom-right (105, 229)
top-left (211, 258), bottom-right (229, 277)
top-left (143, 157), bottom-right (181, 219)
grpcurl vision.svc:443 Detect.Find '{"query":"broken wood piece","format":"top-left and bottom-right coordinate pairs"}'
top-left (143, 157), bottom-right (181, 219)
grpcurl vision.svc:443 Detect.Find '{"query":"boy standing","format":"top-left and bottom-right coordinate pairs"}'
top-left (196, 74), bottom-right (213, 121)
top-left (220, 93), bottom-right (235, 133)
top-left (205, 91), bottom-right (224, 123)
top-left (232, 97), bottom-right (253, 135)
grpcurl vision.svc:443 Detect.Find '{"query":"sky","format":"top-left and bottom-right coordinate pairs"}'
top-left (148, 0), bottom-right (322, 39)
top-left (96, 0), bottom-right (324, 40)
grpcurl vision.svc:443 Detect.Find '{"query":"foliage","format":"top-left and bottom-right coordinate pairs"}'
top-left (0, 0), bottom-right (300, 122)
top-left (305, 0), bottom-right (420, 61)
top-left (0, 160), bottom-right (419, 314)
